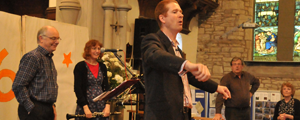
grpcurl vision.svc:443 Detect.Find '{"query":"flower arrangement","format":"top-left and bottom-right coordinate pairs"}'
top-left (99, 52), bottom-right (135, 90)
top-left (98, 52), bottom-right (138, 105)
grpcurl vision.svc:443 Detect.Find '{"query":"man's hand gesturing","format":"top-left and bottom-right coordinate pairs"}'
top-left (184, 61), bottom-right (211, 82)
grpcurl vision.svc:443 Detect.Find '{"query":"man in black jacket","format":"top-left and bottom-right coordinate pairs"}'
top-left (141, 0), bottom-right (231, 120)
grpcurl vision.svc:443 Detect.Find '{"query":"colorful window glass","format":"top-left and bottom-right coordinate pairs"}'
top-left (253, 0), bottom-right (279, 61)
top-left (294, 0), bottom-right (300, 61)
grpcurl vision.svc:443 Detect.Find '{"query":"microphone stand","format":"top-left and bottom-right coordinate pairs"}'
top-left (112, 52), bottom-right (145, 120)
top-left (112, 52), bottom-right (135, 77)
top-left (112, 52), bottom-right (144, 88)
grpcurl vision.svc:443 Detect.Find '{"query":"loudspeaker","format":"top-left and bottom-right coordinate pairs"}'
top-left (132, 18), bottom-right (159, 70)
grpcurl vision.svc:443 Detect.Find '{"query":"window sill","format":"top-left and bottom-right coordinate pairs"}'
top-left (244, 61), bottom-right (300, 66)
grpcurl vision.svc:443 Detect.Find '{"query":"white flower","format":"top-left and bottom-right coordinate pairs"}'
top-left (114, 74), bottom-right (124, 83)
top-left (113, 58), bottom-right (119, 62)
top-left (107, 71), bottom-right (112, 77)
top-left (114, 61), bottom-right (122, 68)
top-left (125, 63), bottom-right (131, 67)
top-left (120, 66), bottom-right (125, 71)
top-left (103, 61), bottom-right (109, 68)
top-left (103, 54), bottom-right (109, 60)
top-left (109, 58), bottom-right (115, 62)
top-left (100, 52), bottom-right (135, 91)
top-left (109, 58), bottom-right (118, 62)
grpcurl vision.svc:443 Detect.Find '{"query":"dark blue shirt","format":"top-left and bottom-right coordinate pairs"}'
top-left (12, 45), bottom-right (58, 112)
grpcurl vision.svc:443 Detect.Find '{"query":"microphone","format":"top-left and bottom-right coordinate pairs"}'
top-left (100, 48), bottom-right (123, 53)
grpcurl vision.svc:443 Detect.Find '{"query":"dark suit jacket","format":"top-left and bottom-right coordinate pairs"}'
top-left (141, 30), bottom-right (219, 120)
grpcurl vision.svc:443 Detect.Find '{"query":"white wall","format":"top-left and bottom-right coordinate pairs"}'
top-left (181, 17), bottom-right (198, 63)
top-left (49, 0), bottom-right (56, 7)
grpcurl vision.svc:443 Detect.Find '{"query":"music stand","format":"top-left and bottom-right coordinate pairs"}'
top-left (129, 76), bottom-right (145, 120)
top-left (96, 51), bottom-right (145, 120)
top-left (93, 79), bottom-right (140, 102)
top-left (112, 51), bottom-right (145, 120)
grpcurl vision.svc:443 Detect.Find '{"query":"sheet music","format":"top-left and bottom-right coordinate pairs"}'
top-left (93, 91), bottom-right (111, 102)
top-left (92, 79), bottom-right (140, 102)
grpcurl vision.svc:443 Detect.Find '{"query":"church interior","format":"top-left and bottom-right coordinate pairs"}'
top-left (0, 0), bottom-right (299, 120)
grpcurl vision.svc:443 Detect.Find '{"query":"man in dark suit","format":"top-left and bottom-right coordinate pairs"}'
top-left (141, 0), bottom-right (231, 120)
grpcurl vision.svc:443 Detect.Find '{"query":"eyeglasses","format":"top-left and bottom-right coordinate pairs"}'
top-left (42, 35), bottom-right (61, 41)
top-left (232, 63), bottom-right (242, 66)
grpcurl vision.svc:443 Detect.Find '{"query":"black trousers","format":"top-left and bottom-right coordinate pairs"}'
top-left (18, 100), bottom-right (54, 120)
top-left (182, 107), bottom-right (191, 120)
top-left (225, 107), bottom-right (250, 120)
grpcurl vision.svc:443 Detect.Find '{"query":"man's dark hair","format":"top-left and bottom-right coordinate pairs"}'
top-left (230, 57), bottom-right (244, 66)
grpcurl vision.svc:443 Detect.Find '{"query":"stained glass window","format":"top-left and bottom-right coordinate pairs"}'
top-left (253, 0), bottom-right (279, 61)
top-left (294, 0), bottom-right (300, 61)
top-left (295, 0), bottom-right (300, 25)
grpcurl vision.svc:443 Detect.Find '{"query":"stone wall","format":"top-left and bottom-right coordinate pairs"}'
top-left (197, 0), bottom-right (300, 99)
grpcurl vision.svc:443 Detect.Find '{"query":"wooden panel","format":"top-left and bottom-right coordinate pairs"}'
top-left (0, 0), bottom-right (49, 18)
top-left (193, 117), bottom-right (213, 120)
top-left (277, 0), bottom-right (296, 61)
top-left (46, 7), bottom-right (56, 20)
